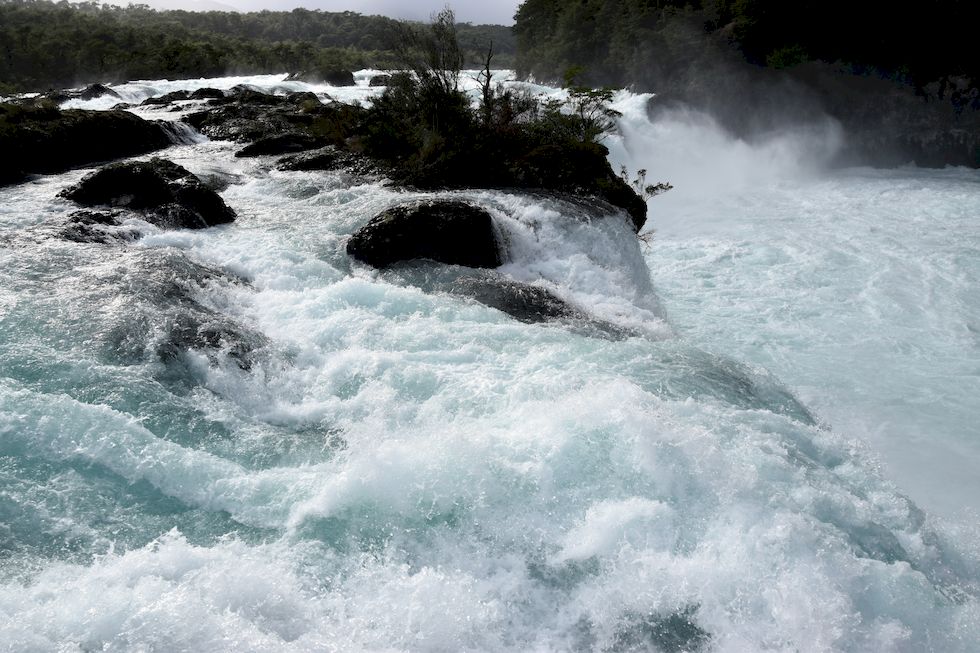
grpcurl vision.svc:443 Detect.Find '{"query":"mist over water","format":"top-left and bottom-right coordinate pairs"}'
top-left (1, 73), bottom-right (978, 651)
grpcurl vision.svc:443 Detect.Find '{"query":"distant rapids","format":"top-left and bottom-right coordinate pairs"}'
top-left (0, 72), bottom-right (978, 652)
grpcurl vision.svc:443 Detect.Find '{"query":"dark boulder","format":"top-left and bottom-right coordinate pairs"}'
top-left (79, 84), bottom-right (121, 101)
top-left (323, 70), bottom-right (356, 87)
top-left (188, 87), bottom-right (226, 100)
top-left (0, 102), bottom-right (171, 186)
top-left (285, 91), bottom-right (323, 107)
top-left (60, 158), bottom-right (236, 229)
top-left (369, 75), bottom-right (392, 87)
top-left (235, 131), bottom-right (322, 157)
top-left (287, 70), bottom-right (356, 86)
top-left (347, 200), bottom-right (502, 269)
top-left (141, 90), bottom-right (191, 106)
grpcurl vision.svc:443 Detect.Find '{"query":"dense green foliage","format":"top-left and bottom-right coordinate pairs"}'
top-left (355, 10), bottom-right (648, 230)
top-left (0, 0), bottom-right (515, 93)
top-left (514, 0), bottom-right (980, 90)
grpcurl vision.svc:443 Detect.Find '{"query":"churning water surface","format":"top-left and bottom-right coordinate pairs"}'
top-left (0, 72), bottom-right (978, 652)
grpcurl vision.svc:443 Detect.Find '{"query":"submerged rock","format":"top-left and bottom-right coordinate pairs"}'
top-left (347, 200), bottom-right (502, 269)
top-left (612, 606), bottom-right (711, 653)
top-left (99, 250), bottom-right (264, 371)
top-left (0, 103), bottom-right (171, 185)
top-left (60, 158), bottom-right (236, 229)
top-left (60, 210), bottom-right (140, 245)
top-left (452, 276), bottom-right (636, 339)
top-left (156, 310), bottom-right (261, 371)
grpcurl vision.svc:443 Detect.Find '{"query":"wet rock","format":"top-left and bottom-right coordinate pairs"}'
top-left (188, 87), bottom-right (225, 100)
top-left (285, 91), bottom-right (323, 107)
top-left (452, 276), bottom-right (636, 339)
top-left (60, 210), bottom-right (140, 245)
top-left (156, 311), bottom-right (261, 371)
top-left (347, 200), bottom-right (502, 269)
top-left (369, 74), bottom-right (392, 87)
top-left (226, 85), bottom-right (287, 105)
top-left (78, 84), bottom-right (121, 101)
top-left (141, 90), bottom-right (191, 106)
top-left (286, 69), bottom-right (356, 86)
top-left (235, 131), bottom-right (323, 158)
top-left (0, 103), bottom-right (171, 186)
top-left (612, 607), bottom-right (711, 653)
top-left (59, 158), bottom-right (236, 229)
top-left (183, 90), bottom-right (332, 142)
top-left (276, 146), bottom-right (380, 175)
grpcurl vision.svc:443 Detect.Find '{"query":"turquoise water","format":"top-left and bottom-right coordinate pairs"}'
top-left (0, 75), bottom-right (977, 651)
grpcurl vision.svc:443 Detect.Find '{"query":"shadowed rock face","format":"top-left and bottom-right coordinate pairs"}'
top-left (347, 200), bottom-right (503, 270)
top-left (0, 103), bottom-right (171, 185)
top-left (60, 158), bottom-right (236, 230)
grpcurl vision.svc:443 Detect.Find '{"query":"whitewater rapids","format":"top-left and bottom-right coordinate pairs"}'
top-left (0, 72), bottom-right (977, 652)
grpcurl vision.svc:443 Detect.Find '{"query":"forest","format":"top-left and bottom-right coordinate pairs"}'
top-left (0, 0), bottom-right (515, 93)
top-left (513, 0), bottom-right (980, 92)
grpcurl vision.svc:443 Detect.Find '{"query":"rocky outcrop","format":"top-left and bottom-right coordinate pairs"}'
top-left (60, 158), bottom-right (236, 229)
top-left (81, 84), bottom-right (120, 101)
top-left (141, 90), bottom-right (191, 106)
top-left (286, 69), bottom-right (356, 86)
top-left (369, 75), bottom-right (392, 87)
top-left (44, 83), bottom-right (121, 104)
top-left (189, 87), bottom-right (225, 100)
top-left (235, 131), bottom-right (323, 158)
top-left (347, 200), bottom-right (502, 269)
top-left (0, 102), bottom-right (171, 185)
top-left (183, 87), bottom-right (356, 144)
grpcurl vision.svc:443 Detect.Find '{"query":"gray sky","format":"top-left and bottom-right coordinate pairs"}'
top-left (107, 0), bottom-right (522, 24)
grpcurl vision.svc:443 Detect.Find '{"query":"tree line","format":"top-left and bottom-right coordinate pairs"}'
top-left (0, 0), bottom-right (515, 93)
top-left (514, 0), bottom-right (979, 93)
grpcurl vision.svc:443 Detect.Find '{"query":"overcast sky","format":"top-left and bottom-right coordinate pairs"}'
top-left (106, 0), bottom-right (523, 24)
